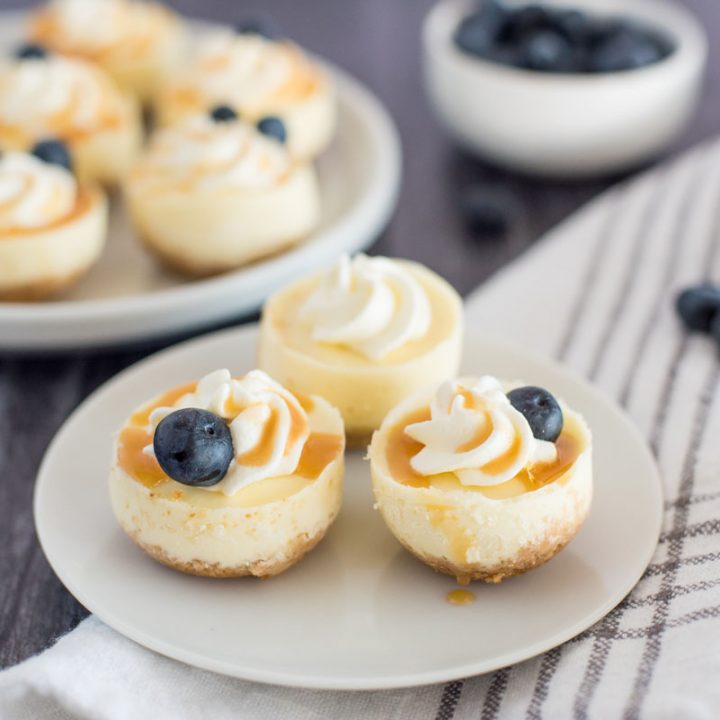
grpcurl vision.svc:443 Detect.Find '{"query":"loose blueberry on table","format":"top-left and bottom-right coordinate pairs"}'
top-left (676, 284), bottom-right (720, 333)
top-left (453, 0), bottom-right (675, 74)
top-left (507, 386), bottom-right (564, 442)
top-left (31, 138), bottom-right (73, 172)
top-left (153, 408), bottom-right (234, 487)
top-left (459, 183), bottom-right (517, 237)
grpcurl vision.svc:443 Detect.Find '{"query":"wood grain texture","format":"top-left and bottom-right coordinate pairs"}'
top-left (1, 0), bottom-right (719, 668)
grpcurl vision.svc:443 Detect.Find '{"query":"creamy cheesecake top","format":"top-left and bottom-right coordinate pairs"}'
top-left (0, 54), bottom-right (126, 140)
top-left (406, 376), bottom-right (558, 486)
top-left (265, 256), bottom-right (463, 367)
top-left (383, 376), bottom-right (587, 500)
top-left (299, 254), bottom-right (432, 360)
top-left (31, 0), bottom-right (178, 61)
top-left (0, 151), bottom-right (77, 232)
top-left (117, 369), bottom-right (344, 503)
top-left (130, 114), bottom-right (291, 194)
top-left (164, 31), bottom-right (322, 113)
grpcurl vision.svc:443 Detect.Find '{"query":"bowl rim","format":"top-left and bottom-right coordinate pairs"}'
top-left (424, 0), bottom-right (708, 87)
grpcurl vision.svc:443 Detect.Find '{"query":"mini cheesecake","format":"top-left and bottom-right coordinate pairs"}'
top-left (0, 145), bottom-right (107, 300)
top-left (125, 109), bottom-right (319, 276)
top-left (109, 369), bottom-right (345, 578)
top-left (28, 0), bottom-right (186, 104)
top-left (259, 255), bottom-right (463, 444)
top-left (369, 376), bottom-right (592, 583)
top-left (157, 29), bottom-right (335, 161)
top-left (0, 48), bottom-right (142, 185)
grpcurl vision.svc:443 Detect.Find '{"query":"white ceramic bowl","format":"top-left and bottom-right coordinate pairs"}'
top-left (423, 0), bottom-right (707, 177)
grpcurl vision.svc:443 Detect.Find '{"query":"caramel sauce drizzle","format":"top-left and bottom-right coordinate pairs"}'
top-left (385, 407), bottom-right (582, 499)
top-left (447, 589), bottom-right (476, 606)
top-left (30, 9), bottom-right (161, 61)
top-left (0, 190), bottom-right (95, 238)
top-left (296, 433), bottom-right (344, 478)
top-left (117, 426), bottom-right (165, 488)
top-left (235, 408), bottom-right (280, 467)
top-left (455, 409), bottom-right (492, 453)
top-left (129, 382), bottom-right (196, 427)
top-left (479, 433), bottom-right (522, 476)
top-left (117, 381), bottom-right (338, 490)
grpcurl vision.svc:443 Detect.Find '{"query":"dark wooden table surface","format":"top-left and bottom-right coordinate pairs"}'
top-left (1, 0), bottom-right (720, 670)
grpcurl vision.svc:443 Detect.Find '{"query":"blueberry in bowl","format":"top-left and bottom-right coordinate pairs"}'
top-left (452, 0), bottom-right (676, 74)
top-left (423, 0), bottom-right (706, 177)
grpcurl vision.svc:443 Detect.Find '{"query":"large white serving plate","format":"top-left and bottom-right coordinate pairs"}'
top-left (0, 13), bottom-right (401, 351)
top-left (34, 325), bottom-right (663, 690)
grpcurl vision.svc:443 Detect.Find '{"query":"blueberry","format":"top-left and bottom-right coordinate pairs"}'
top-left (709, 311), bottom-right (720, 346)
top-left (256, 116), bottom-right (287, 143)
top-left (585, 17), bottom-right (625, 47)
top-left (589, 26), bottom-right (663, 72)
top-left (31, 139), bottom-right (73, 172)
top-left (236, 18), bottom-right (280, 40)
top-left (454, 1), bottom-right (507, 57)
top-left (507, 386), bottom-right (564, 443)
top-left (153, 408), bottom-right (234, 487)
top-left (15, 43), bottom-right (47, 60)
top-left (676, 285), bottom-right (720, 332)
top-left (520, 29), bottom-right (575, 72)
top-left (454, 15), bottom-right (495, 57)
top-left (500, 5), bottom-right (551, 44)
top-left (551, 9), bottom-right (589, 44)
top-left (482, 44), bottom-right (525, 69)
top-left (459, 183), bottom-right (517, 236)
top-left (210, 104), bottom-right (238, 123)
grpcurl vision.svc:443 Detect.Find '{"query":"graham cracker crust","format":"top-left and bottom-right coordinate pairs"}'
top-left (129, 526), bottom-right (328, 578)
top-left (398, 508), bottom-right (589, 584)
top-left (138, 232), bottom-right (307, 278)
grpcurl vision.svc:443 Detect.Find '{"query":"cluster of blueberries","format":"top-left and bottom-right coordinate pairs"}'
top-left (676, 285), bottom-right (720, 340)
top-left (454, 0), bottom-right (675, 74)
top-left (210, 104), bottom-right (287, 144)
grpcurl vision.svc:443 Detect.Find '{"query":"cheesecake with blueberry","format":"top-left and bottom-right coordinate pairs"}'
top-left (125, 106), bottom-right (319, 275)
top-left (109, 369), bottom-right (345, 577)
top-left (28, 0), bottom-right (186, 103)
top-left (0, 45), bottom-right (142, 185)
top-left (368, 376), bottom-right (592, 583)
top-left (156, 24), bottom-right (335, 161)
top-left (258, 255), bottom-right (463, 444)
top-left (0, 140), bottom-right (108, 300)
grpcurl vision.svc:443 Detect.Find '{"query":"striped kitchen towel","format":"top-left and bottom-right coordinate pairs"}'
top-left (2, 140), bottom-right (719, 719)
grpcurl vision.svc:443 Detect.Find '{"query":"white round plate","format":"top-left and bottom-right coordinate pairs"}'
top-left (0, 13), bottom-right (401, 351)
top-left (34, 325), bottom-right (662, 690)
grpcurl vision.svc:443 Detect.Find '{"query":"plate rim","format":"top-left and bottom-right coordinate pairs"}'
top-left (0, 12), bottom-right (402, 349)
top-left (33, 324), bottom-right (663, 690)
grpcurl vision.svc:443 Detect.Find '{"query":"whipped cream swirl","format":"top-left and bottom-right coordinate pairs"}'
top-left (0, 55), bottom-right (121, 135)
top-left (132, 115), bottom-right (290, 192)
top-left (406, 377), bottom-right (557, 487)
top-left (299, 255), bottom-right (432, 360)
top-left (44, 0), bottom-right (172, 55)
top-left (145, 369), bottom-right (310, 496)
top-left (0, 152), bottom-right (76, 231)
top-left (178, 31), bottom-right (311, 111)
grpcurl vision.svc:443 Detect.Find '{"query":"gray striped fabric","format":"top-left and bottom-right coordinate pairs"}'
top-left (456, 139), bottom-right (720, 719)
top-left (2, 141), bottom-right (719, 719)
